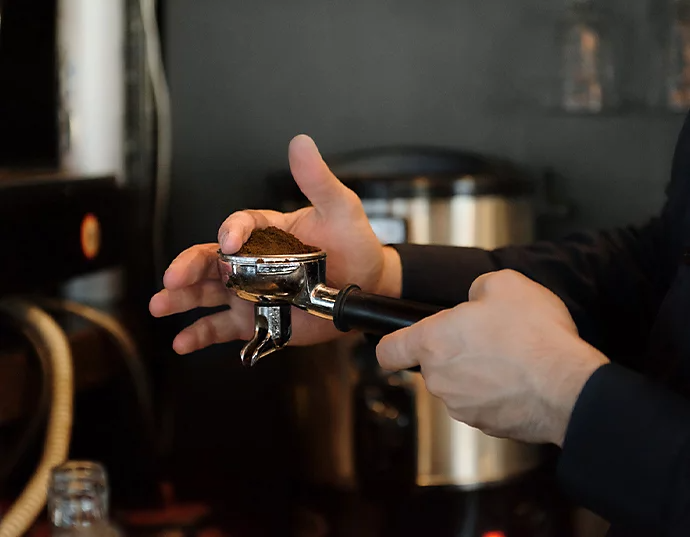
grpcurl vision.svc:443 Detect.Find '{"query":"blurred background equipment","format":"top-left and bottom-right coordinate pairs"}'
top-left (48, 461), bottom-right (123, 536)
top-left (557, 0), bottom-right (617, 114)
top-left (0, 299), bottom-right (73, 537)
top-left (665, 0), bottom-right (690, 111)
top-left (0, 0), bottom-right (168, 534)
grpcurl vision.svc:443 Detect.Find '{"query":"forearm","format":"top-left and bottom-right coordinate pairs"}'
top-left (560, 362), bottom-right (690, 535)
top-left (389, 243), bottom-right (498, 306)
top-left (375, 246), bottom-right (404, 299)
top-left (389, 222), bottom-right (674, 365)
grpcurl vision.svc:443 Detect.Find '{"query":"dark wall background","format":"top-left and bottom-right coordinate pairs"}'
top-left (161, 0), bottom-right (687, 500)
top-left (165, 0), bottom-right (686, 257)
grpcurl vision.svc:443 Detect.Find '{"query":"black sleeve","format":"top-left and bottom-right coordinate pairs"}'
top-left (558, 363), bottom-right (690, 536)
top-left (391, 113), bottom-right (690, 365)
top-left (391, 221), bottom-right (673, 365)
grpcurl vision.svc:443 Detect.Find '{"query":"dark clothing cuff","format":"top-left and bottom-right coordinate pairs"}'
top-left (558, 363), bottom-right (690, 533)
top-left (390, 244), bottom-right (496, 307)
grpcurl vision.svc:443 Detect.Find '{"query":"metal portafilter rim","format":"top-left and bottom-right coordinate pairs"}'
top-left (217, 249), bottom-right (329, 307)
top-left (218, 251), bottom-right (326, 263)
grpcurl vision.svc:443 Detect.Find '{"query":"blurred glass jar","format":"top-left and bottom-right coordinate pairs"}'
top-left (49, 461), bottom-right (123, 536)
top-left (558, 0), bottom-right (617, 113)
top-left (665, 0), bottom-right (690, 111)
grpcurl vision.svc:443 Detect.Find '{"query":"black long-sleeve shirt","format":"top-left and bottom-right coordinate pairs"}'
top-left (392, 113), bottom-right (690, 537)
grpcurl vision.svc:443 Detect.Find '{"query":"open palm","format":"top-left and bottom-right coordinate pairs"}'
top-left (149, 135), bottom-right (393, 354)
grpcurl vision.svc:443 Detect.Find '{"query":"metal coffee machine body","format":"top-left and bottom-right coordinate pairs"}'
top-left (271, 147), bottom-right (543, 492)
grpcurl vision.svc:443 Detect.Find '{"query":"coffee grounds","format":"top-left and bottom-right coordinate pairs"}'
top-left (236, 226), bottom-right (320, 256)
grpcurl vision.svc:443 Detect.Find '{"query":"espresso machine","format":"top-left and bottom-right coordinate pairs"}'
top-left (0, 1), bottom-right (165, 533)
top-left (257, 147), bottom-right (575, 537)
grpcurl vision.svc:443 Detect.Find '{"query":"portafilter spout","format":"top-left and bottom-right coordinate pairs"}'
top-left (217, 250), bottom-right (443, 367)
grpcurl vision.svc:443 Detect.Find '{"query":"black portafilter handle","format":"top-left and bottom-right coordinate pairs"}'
top-left (332, 284), bottom-right (445, 373)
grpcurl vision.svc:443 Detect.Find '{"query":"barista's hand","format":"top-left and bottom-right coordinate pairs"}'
top-left (149, 135), bottom-right (400, 354)
top-left (377, 269), bottom-right (609, 446)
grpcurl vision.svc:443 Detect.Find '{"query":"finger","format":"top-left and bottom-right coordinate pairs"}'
top-left (149, 279), bottom-right (230, 318)
top-left (376, 309), bottom-right (463, 371)
top-left (163, 244), bottom-right (223, 290)
top-left (172, 296), bottom-right (255, 354)
top-left (288, 134), bottom-right (357, 216)
top-left (376, 325), bottom-right (423, 371)
top-left (217, 209), bottom-right (288, 254)
top-left (468, 271), bottom-right (496, 302)
top-left (470, 269), bottom-right (535, 303)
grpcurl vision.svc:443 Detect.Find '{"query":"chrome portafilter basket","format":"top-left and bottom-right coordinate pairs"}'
top-left (217, 250), bottom-right (442, 367)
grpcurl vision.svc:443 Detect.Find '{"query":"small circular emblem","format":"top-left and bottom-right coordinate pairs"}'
top-left (80, 213), bottom-right (101, 260)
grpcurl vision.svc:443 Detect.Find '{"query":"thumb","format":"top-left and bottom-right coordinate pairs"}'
top-left (288, 134), bottom-right (355, 215)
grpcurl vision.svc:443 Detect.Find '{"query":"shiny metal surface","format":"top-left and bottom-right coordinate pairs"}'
top-left (217, 251), bottom-right (349, 365)
top-left (412, 374), bottom-right (541, 488)
top-left (217, 251), bottom-right (333, 364)
top-left (355, 183), bottom-right (541, 489)
top-left (217, 251), bottom-right (339, 320)
top-left (217, 251), bottom-right (327, 306)
top-left (361, 195), bottom-right (534, 249)
top-left (310, 284), bottom-right (341, 316)
top-left (368, 190), bottom-right (540, 487)
top-left (241, 303), bottom-right (292, 367)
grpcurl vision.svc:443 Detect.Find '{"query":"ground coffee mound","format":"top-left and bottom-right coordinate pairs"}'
top-left (236, 226), bottom-right (320, 256)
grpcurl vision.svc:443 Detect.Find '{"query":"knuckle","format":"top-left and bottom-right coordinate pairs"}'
top-left (490, 269), bottom-right (514, 288)
top-left (424, 374), bottom-right (447, 399)
top-left (480, 269), bottom-right (524, 295)
top-left (238, 210), bottom-right (258, 230)
top-left (415, 320), bottom-right (444, 361)
top-left (468, 273), bottom-right (489, 299)
top-left (497, 268), bottom-right (526, 286)
top-left (198, 315), bottom-right (221, 345)
top-left (338, 188), bottom-right (365, 216)
top-left (454, 408), bottom-right (487, 432)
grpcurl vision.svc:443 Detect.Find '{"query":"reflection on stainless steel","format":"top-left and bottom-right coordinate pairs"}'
top-left (363, 174), bottom-right (540, 488)
top-left (413, 375), bottom-right (541, 488)
top-left (362, 196), bottom-right (533, 250)
top-left (218, 251), bottom-right (340, 320)
top-left (217, 251), bottom-right (334, 365)
top-left (310, 285), bottom-right (341, 315)
top-left (217, 251), bottom-right (327, 307)
top-left (241, 303), bottom-right (292, 367)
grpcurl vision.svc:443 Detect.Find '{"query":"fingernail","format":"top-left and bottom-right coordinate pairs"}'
top-left (219, 231), bottom-right (229, 251)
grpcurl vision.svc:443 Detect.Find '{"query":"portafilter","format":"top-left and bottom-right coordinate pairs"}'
top-left (217, 250), bottom-right (443, 367)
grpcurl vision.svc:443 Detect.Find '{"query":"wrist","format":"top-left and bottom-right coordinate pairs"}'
top-left (546, 340), bottom-right (609, 447)
top-left (374, 246), bottom-right (403, 298)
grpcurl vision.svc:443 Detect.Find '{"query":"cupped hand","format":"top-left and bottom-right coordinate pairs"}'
top-left (149, 134), bottom-right (402, 355)
top-left (376, 269), bottom-right (609, 446)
